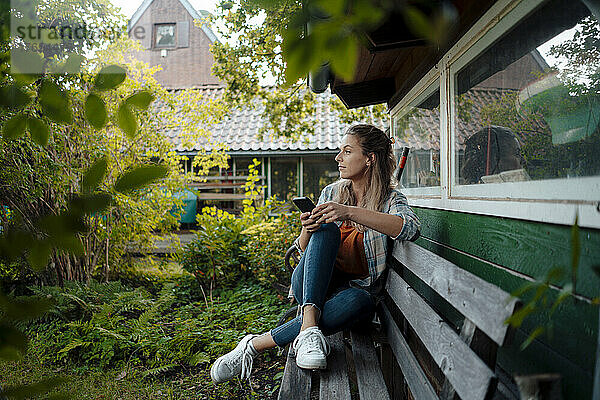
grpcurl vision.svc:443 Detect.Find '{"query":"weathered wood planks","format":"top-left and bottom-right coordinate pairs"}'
top-left (380, 304), bottom-right (438, 400)
top-left (393, 241), bottom-right (519, 346)
top-left (278, 347), bottom-right (312, 400)
top-left (350, 330), bottom-right (391, 400)
top-left (385, 269), bottom-right (496, 400)
top-left (319, 332), bottom-right (351, 400)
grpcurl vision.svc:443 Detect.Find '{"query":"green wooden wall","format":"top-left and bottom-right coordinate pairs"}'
top-left (412, 207), bottom-right (600, 399)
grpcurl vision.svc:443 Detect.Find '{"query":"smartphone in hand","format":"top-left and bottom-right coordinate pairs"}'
top-left (292, 196), bottom-right (316, 213)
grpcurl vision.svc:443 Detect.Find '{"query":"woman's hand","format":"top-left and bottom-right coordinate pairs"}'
top-left (300, 211), bottom-right (321, 233)
top-left (311, 202), bottom-right (352, 224)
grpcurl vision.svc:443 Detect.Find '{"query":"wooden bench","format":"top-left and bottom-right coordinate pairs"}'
top-left (277, 240), bottom-right (521, 400)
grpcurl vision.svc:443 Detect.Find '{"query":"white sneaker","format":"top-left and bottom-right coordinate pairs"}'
top-left (210, 334), bottom-right (258, 383)
top-left (292, 327), bottom-right (330, 370)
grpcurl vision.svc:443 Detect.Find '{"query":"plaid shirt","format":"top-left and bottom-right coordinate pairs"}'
top-left (297, 182), bottom-right (421, 294)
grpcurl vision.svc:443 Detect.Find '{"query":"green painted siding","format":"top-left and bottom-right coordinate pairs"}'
top-left (412, 207), bottom-right (600, 399)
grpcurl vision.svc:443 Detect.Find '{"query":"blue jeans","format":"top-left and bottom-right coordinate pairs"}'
top-left (270, 223), bottom-right (376, 347)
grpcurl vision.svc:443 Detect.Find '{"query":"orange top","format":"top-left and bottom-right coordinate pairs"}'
top-left (334, 222), bottom-right (369, 278)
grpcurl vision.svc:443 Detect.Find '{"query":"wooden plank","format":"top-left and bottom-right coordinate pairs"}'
top-left (354, 45), bottom-right (375, 83)
top-left (440, 320), bottom-right (482, 400)
top-left (414, 207), bottom-right (600, 300)
top-left (380, 303), bottom-right (438, 400)
top-left (190, 182), bottom-right (245, 189)
top-left (350, 330), bottom-right (391, 400)
top-left (386, 270), bottom-right (496, 400)
top-left (196, 193), bottom-right (262, 200)
top-left (379, 342), bottom-right (401, 400)
top-left (392, 241), bottom-right (519, 346)
top-left (319, 332), bottom-right (351, 400)
top-left (366, 49), bottom-right (404, 80)
top-left (417, 237), bottom-right (598, 389)
top-left (278, 348), bottom-right (311, 400)
top-left (197, 175), bottom-right (265, 181)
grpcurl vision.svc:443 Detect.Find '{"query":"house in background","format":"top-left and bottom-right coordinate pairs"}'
top-left (127, 0), bottom-right (386, 214)
top-left (161, 87), bottom-right (386, 213)
top-left (127, 0), bottom-right (221, 88)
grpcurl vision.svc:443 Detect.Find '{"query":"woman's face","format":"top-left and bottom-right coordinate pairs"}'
top-left (335, 134), bottom-right (370, 181)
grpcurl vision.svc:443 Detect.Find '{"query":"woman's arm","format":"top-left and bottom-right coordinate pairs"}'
top-left (311, 203), bottom-right (403, 238)
top-left (296, 212), bottom-right (321, 251)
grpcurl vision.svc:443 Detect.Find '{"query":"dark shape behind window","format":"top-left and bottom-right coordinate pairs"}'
top-left (155, 24), bottom-right (175, 47)
top-left (454, 0), bottom-right (600, 185)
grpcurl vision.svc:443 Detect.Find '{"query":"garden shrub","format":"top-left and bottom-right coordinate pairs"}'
top-left (178, 159), bottom-right (302, 294)
top-left (179, 207), bottom-right (248, 295)
top-left (241, 212), bottom-right (300, 289)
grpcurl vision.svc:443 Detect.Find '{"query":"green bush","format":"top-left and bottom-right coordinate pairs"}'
top-left (179, 207), bottom-right (249, 294)
top-left (242, 212), bottom-right (300, 288)
top-left (178, 159), bottom-right (302, 294)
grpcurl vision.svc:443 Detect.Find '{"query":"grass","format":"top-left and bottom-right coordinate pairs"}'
top-left (2, 351), bottom-right (286, 399)
top-left (1, 258), bottom-right (290, 400)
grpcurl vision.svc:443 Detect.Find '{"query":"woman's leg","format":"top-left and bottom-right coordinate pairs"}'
top-left (292, 223), bottom-right (341, 330)
top-left (269, 285), bottom-right (375, 347)
top-left (211, 223), bottom-right (342, 381)
top-left (251, 223), bottom-right (340, 351)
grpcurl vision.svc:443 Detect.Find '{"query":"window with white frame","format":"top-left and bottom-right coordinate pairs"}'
top-left (393, 82), bottom-right (441, 190)
top-left (452, 0), bottom-right (599, 188)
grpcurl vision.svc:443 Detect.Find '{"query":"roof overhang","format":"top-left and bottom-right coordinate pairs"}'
top-left (310, 0), bottom-right (497, 109)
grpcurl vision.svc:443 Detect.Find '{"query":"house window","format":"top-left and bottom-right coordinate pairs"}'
top-left (393, 83), bottom-right (441, 189)
top-left (155, 23), bottom-right (175, 47)
top-left (453, 0), bottom-right (599, 187)
top-left (271, 158), bottom-right (298, 202)
top-left (302, 157), bottom-right (339, 202)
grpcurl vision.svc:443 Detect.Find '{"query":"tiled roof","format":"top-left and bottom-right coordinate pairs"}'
top-left (160, 86), bottom-right (388, 155)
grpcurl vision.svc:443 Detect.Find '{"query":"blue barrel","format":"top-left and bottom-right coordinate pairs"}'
top-left (170, 189), bottom-right (198, 224)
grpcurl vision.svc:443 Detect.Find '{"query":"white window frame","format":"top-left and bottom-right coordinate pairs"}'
top-left (391, 72), bottom-right (443, 199)
top-left (391, 0), bottom-right (600, 229)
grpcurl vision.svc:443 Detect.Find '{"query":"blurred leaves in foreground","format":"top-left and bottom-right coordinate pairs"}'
top-left (1, 50), bottom-right (165, 399)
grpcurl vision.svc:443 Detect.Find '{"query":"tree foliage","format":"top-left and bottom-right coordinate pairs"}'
top-left (0, 1), bottom-right (232, 394)
top-left (209, 0), bottom-right (391, 141)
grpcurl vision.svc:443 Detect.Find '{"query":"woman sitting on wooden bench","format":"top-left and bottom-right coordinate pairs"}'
top-left (210, 124), bottom-right (420, 383)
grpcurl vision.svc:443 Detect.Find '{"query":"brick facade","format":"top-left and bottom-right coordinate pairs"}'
top-left (128, 0), bottom-right (222, 88)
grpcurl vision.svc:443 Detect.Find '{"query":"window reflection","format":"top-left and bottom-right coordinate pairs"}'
top-left (394, 86), bottom-right (441, 188)
top-left (455, 0), bottom-right (599, 185)
top-left (271, 158), bottom-right (298, 202)
top-left (155, 24), bottom-right (175, 47)
top-left (302, 157), bottom-right (338, 202)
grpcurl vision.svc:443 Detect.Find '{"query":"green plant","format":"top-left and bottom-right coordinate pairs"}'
top-left (179, 159), bottom-right (299, 299)
top-left (241, 213), bottom-right (300, 289)
top-left (180, 207), bottom-right (249, 303)
top-left (10, 279), bottom-right (287, 380)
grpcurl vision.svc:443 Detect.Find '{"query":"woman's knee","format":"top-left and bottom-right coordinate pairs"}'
top-left (319, 288), bottom-right (375, 334)
top-left (311, 223), bottom-right (341, 245)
